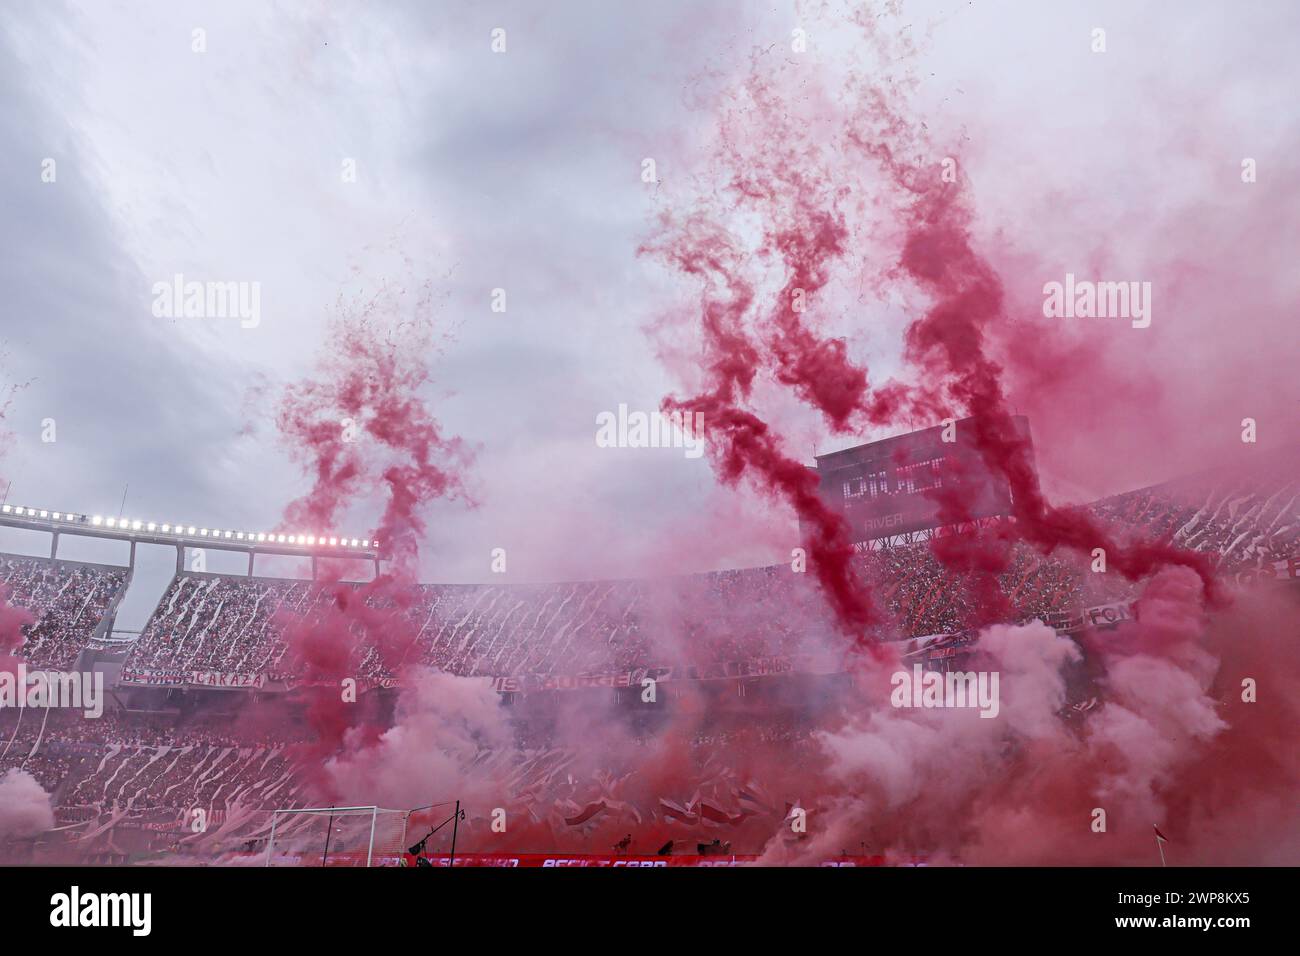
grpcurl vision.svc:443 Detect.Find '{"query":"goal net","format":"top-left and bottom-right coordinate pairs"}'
top-left (265, 806), bottom-right (410, 867)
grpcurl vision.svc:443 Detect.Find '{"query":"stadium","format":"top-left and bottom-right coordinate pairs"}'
top-left (1, 428), bottom-right (1296, 867)
top-left (1, 6), bottom-right (1297, 938)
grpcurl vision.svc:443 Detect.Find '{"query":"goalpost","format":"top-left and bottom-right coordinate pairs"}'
top-left (265, 806), bottom-right (411, 867)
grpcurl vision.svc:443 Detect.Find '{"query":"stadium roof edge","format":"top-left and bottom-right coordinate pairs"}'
top-left (0, 505), bottom-right (381, 560)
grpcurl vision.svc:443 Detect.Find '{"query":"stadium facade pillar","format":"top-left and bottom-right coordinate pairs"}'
top-left (175, 545), bottom-right (184, 574)
top-left (50, 530), bottom-right (59, 560)
top-left (247, 551), bottom-right (254, 577)
top-left (129, 539), bottom-right (136, 570)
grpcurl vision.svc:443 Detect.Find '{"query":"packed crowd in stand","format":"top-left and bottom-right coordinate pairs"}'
top-left (111, 466), bottom-right (1298, 683)
top-left (1091, 468), bottom-right (1300, 570)
top-left (0, 451), bottom-right (1290, 864)
top-left (0, 462), bottom-right (1293, 858)
top-left (1, 702), bottom-right (818, 854)
top-left (0, 555), bottom-right (128, 670)
top-left (123, 574), bottom-right (321, 676)
top-left (0, 464), bottom-right (1291, 687)
top-left (117, 551), bottom-right (1079, 681)
top-left (0, 709), bottom-right (310, 834)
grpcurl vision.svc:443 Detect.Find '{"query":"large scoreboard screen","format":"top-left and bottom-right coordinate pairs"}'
top-left (812, 416), bottom-right (1033, 542)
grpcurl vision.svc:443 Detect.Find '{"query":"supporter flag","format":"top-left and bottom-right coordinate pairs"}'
top-left (736, 781), bottom-right (775, 815)
top-left (659, 798), bottom-right (698, 826)
top-left (698, 801), bottom-right (746, 826)
top-left (563, 800), bottom-right (607, 827)
top-left (1153, 824), bottom-right (1169, 867)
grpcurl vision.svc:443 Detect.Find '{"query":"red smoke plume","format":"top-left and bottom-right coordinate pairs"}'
top-left (222, 6), bottom-right (1296, 866)
top-left (643, 6), bottom-right (1219, 642)
top-left (0, 585), bottom-right (34, 658)
top-left (276, 279), bottom-right (473, 569)
top-left (622, 3), bottom-right (1298, 865)
top-left (272, 278), bottom-right (475, 764)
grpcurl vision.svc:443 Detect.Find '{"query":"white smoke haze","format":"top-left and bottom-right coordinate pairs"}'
top-left (0, 767), bottom-right (55, 841)
top-left (1081, 571), bottom-right (1225, 824)
top-left (324, 668), bottom-right (516, 811)
top-left (747, 567), bottom-right (1290, 866)
top-left (281, 560), bottom-right (1298, 867)
top-left (757, 620), bottom-right (1079, 865)
top-left (1087, 657), bottom-right (1224, 812)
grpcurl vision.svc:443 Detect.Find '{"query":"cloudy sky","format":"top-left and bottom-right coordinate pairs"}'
top-left (1, 0), bottom-right (1296, 628)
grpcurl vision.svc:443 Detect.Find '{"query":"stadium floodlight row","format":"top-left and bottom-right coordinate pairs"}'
top-left (0, 502), bottom-right (381, 559)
